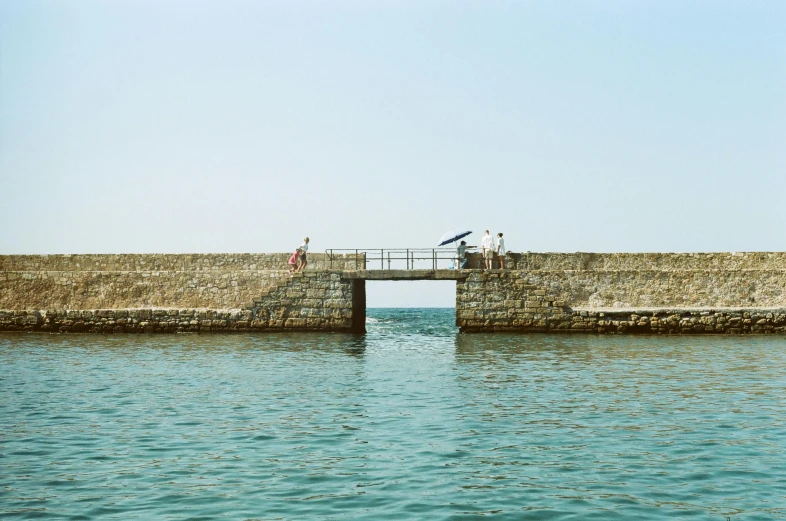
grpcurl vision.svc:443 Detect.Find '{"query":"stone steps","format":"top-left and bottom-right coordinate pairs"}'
top-left (245, 273), bottom-right (305, 310)
top-left (239, 271), bottom-right (357, 332)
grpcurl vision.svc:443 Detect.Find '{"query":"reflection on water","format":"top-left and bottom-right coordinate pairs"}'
top-left (1, 308), bottom-right (785, 520)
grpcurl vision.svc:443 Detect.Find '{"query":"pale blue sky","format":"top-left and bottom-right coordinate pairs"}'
top-left (1, 1), bottom-right (784, 306)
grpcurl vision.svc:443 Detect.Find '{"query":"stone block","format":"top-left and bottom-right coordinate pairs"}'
top-left (285, 318), bottom-right (307, 328)
top-left (456, 309), bottom-right (473, 319)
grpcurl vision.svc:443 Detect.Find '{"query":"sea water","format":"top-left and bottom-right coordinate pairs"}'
top-left (1, 308), bottom-right (785, 520)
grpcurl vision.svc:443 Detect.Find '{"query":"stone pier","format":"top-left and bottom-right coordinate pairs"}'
top-left (1, 252), bottom-right (785, 334)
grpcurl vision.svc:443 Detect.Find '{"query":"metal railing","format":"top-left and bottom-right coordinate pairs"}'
top-left (326, 248), bottom-right (463, 270)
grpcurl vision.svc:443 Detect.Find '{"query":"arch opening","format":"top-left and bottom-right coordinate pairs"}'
top-left (356, 280), bottom-right (457, 333)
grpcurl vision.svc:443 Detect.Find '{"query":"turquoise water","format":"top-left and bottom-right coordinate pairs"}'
top-left (1, 308), bottom-right (785, 520)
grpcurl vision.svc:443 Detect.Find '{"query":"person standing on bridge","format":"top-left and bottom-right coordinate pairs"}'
top-left (296, 237), bottom-right (309, 272)
top-left (480, 230), bottom-right (495, 270)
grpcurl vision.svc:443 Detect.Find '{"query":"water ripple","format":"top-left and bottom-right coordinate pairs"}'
top-left (1, 309), bottom-right (785, 519)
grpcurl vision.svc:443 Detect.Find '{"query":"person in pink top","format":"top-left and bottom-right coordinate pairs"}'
top-left (288, 250), bottom-right (299, 273)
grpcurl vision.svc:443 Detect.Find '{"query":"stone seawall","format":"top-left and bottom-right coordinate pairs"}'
top-left (0, 253), bottom-right (363, 272)
top-left (464, 251), bottom-right (786, 271)
top-left (2, 251), bottom-right (784, 335)
top-left (455, 271), bottom-right (786, 334)
top-left (565, 308), bottom-right (786, 334)
top-left (0, 253), bottom-right (360, 310)
top-left (0, 253), bottom-right (365, 333)
top-left (0, 270), bottom-right (363, 333)
top-left (455, 254), bottom-right (786, 334)
top-left (464, 269), bottom-right (786, 309)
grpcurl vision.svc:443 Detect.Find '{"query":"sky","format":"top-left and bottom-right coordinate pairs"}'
top-left (1, 0), bottom-right (785, 306)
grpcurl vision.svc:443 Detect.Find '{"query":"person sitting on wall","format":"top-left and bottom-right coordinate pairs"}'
top-left (296, 237), bottom-right (309, 272)
top-left (456, 240), bottom-right (476, 270)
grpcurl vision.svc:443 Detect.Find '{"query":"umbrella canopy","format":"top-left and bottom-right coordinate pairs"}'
top-left (437, 229), bottom-right (472, 246)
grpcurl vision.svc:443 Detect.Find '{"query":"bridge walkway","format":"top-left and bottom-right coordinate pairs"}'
top-left (340, 269), bottom-right (472, 281)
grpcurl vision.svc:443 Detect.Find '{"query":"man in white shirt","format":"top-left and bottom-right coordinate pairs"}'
top-left (296, 237), bottom-right (309, 272)
top-left (480, 230), bottom-right (495, 270)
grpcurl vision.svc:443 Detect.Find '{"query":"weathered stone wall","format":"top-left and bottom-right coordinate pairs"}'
top-left (517, 269), bottom-right (786, 308)
top-left (465, 251), bottom-right (786, 271)
top-left (456, 267), bottom-right (786, 334)
top-left (564, 308), bottom-right (786, 334)
top-left (3, 251), bottom-right (785, 335)
top-left (0, 253), bottom-right (363, 272)
top-left (0, 271), bottom-right (362, 333)
top-left (248, 271), bottom-right (361, 332)
top-left (0, 309), bottom-right (257, 334)
top-left (0, 253), bottom-right (362, 310)
top-left (0, 269), bottom-right (290, 310)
